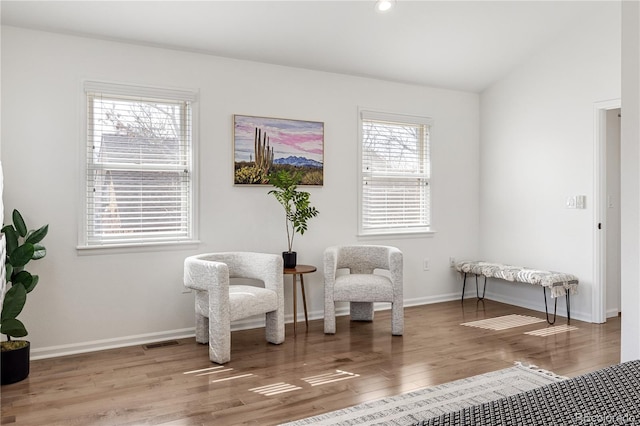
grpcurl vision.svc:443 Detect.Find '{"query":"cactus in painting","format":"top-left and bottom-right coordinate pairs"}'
top-left (254, 128), bottom-right (274, 180)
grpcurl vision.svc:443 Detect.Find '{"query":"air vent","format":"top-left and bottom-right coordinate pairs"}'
top-left (142, 340), bottom-right (180, 350)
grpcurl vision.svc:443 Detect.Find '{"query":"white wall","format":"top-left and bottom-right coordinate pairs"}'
top-left (0, 26), bottom-right (480, 357)
top-left (479, 3), bottom-right (621, 322)
top-left (621, 0), bottom-right (640, 362)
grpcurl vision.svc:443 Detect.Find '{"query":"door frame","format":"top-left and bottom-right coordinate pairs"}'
top-left (593, 98), bottom-right (621, 324)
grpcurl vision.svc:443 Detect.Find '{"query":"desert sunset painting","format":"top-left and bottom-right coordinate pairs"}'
top-left (233, 114), bottom-right (324, 185)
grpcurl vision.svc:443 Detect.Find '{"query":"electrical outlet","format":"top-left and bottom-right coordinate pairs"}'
top-left (423, 258), bottom-right (430, 271)
top-left (449, 257), bottom-right (456, 267)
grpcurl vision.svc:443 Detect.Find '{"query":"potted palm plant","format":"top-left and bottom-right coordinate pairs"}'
top-left (1, 209), bottom-right (48, 385)
top-left (268, 170), bottom-right (319, 268)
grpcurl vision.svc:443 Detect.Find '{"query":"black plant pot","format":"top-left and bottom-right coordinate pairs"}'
top-left (283, 251), bottom-right (297, 269)
top-left (1, 341), bottom-right (30, 385)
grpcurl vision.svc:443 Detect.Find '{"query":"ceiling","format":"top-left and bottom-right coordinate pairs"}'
top-left (0, 1), bottom-right (614, 93)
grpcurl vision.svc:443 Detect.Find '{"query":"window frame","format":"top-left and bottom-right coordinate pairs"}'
top-left (78, 81), bottom-right (199, 251)
top-left (357, 108), bottom-right (434, 237)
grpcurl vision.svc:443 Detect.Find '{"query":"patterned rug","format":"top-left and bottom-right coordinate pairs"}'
top-left (280, 363), bottom-right (565, 426)
top-left (420, 360), bottom-right (640, 426)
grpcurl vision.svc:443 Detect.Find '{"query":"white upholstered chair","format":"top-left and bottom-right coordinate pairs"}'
top-left (323, 245), bottom-right (404, 335)
top-left (184, 252), bottom-right (285, 364)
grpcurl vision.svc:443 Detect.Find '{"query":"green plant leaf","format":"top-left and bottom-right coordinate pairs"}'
top-left (0, 318), bottom-right (28, 338)
top-left (11, 270), bottom-right (33, 287)
top-left (9, 243), bottom-right (35, 268)
top-left (24, 275), bottom-right (39, 293)
top-left (2, 225), bottom-right (19, 255)
top-left (12, 210), bottom-right (27, 238)
top-left (25, 224), bottom-right (49, 245)
top-left (1, 283), bottom-right (27, 321)
top-left (5, 264), bottom-right (13, 281)
top-left (267, 169), bottom-right (318, 252)
top-left (1, 210), bottom-right (47, 340)
top-left (32, 244), bottom-right (47, 260)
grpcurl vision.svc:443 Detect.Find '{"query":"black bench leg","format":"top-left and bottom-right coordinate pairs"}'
top-left (543, 287), bottom-right (558, 325)
top-left (462, 273), bottom-right (488, 302)
top-left (543, 287), bottom-right (572, 325)
top-left (461, 273), bottom-right (467, 302)
top-left (475, 274), bottom-right (487, 300)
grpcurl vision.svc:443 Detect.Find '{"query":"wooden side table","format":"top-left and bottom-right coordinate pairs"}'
top-left (283, 264), bottom-right (317, 335)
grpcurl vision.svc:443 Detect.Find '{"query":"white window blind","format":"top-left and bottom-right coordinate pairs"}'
top-left (83, 82), bottom-right (196, 247)
top-left (360, 110), bottom-right (431, 235)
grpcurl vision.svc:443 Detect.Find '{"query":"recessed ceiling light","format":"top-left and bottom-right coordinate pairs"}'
top-left (375, 0), bottom-right (396, 13)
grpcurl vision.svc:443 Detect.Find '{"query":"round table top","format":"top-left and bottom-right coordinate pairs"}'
top-left (283, 264), bottom-right (317, 274)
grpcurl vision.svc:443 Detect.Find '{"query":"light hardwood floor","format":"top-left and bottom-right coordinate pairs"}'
top-left (0, 300), bottom-right (620, 425)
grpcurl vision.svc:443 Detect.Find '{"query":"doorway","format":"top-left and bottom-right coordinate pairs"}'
top-left (594, 100), bottom-right (622, 323)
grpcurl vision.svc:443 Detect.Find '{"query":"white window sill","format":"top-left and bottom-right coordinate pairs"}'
top-left (357, 229), bottom-right (436, 240)
top-left (76, 240), bottom-right (201, 256)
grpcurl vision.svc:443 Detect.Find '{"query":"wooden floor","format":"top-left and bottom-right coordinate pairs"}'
top-left (1, 300), bottom-right (620, 425)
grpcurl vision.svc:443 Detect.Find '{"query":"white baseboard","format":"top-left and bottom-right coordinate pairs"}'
top-left (32, 314), bottom-right (322, 359)
top-left (30, 328), bottom-right (196, 360)
top-left (30, 291), bottom-right (583, 360)
top-left (468, 290), bottom-right (592, 323)
top-left (300, 293), bottom-right (462, 323)
top-left (607, 308), bottom-right (621, 319)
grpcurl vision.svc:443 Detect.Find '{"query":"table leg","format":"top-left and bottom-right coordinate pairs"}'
top-left (300, 274), bottom-right (308, 329)
top-left (292, 274), bottom-right (297, 335)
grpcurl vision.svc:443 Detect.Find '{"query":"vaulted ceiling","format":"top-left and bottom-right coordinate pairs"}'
top-left (1, 1), bottom-right (615, 92)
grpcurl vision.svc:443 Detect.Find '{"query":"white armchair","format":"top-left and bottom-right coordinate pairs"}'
top-left (324, 245), bottom-right (403, 335)
top-left (184, 252), bottom-right (285, 364)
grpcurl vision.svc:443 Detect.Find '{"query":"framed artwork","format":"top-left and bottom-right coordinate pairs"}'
top-left (233, 114), bottom-right (324, 185)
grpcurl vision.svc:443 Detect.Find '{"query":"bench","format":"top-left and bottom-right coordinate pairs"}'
top-left (454, 260), bottom-right (578, 324)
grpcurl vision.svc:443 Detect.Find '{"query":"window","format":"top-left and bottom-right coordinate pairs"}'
top-left (81, 82), bottom-right (197, 248)
top-left (359, 110), bottom-right (431, 235)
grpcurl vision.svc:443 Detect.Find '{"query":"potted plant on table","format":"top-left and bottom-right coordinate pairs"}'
top-left (1, 209), bottom-right (48, 385)
top-left (268, 170), bottom-right (319, 268)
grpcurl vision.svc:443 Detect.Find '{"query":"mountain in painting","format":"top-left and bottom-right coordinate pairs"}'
top-left (273, 156), bottom-right (323, 168)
